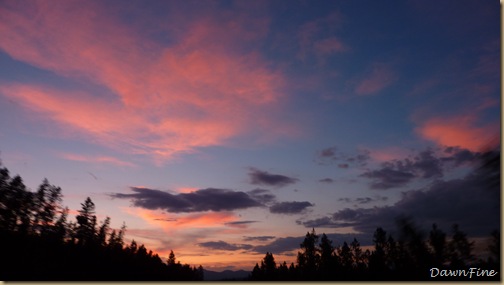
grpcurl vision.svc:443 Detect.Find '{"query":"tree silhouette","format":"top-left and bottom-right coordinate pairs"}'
top-left (75, 197), bottom-right (97, 246)
top-left (319, 233), bottom-right (337, 279)
top-left (0, 163), bottom-right (204, 281)
top-left (448, 224), bottom-right (475, 267)
top-left (429, 223), bottom-right (447, 267)
top-left (369, 227), bottom-right (388, 275)
top-left (33, 179), bottom-right (62, 236)
top-left (297, 228), bottom-right (319, 279)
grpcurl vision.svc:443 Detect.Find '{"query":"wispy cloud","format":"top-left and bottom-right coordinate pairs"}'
top-left (60, 153), bottom-right (136, 167)
top-left (319, 178), bottom-right (334, 183)
top-left (0, 1), bottom-right (293, 163)
top-left (354, 63), bottom-right (398, 95)
top-left (338, 196), bottom-right (388, 205)
top-left (296, 12), bottom-right (345, 61)
top-left (224, 221), bottom-right (258, 229)
top-left (316, 146), bottom-right (370, 167)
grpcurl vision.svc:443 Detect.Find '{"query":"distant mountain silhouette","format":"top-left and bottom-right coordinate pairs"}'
top-left (203, 269), bottom-right (250, 281)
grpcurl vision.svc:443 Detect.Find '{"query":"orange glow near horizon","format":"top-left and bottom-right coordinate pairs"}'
top-left (124, 208), bottom-right (240, 229)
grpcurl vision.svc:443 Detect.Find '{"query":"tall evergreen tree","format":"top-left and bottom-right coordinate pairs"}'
top-left (97, 217), bottom-right (111, 246)
top-left (75, 197), bottom-right (97, 246)
top-left (448, 224), bottom-right (474, 267)
top-left (429, 223), bottom-right (447, 267)
top-left (261, 252), bottom-right (277, 279)
top-left (319, 233), bottom-right (336, 279)
top-left (369, 227), bottom-right (388, 273)
top-left (297, 228), bottom-right (320, 278)
top-left (34, 179), bottom-right (63, 236)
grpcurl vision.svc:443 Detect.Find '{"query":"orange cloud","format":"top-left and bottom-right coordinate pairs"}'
top-left (125, 208), bottom-right (239, 229)
top-left (175, 187), bottom-right (199, 194)
top-left (416, 115), bottom-right (499, 151)
top-left (0, 1), bottom-right (292, 163)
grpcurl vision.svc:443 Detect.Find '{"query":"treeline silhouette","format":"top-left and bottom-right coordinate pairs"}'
top-left (251, 149), bottom-right (501, 281)
top-left (0, 164), bottom-right (203, 281)
top-left (250, 222), bottom-right (500, 281)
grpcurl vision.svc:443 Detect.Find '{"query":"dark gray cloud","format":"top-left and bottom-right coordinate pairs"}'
top-left (252, 236), bottom-right (302, 254)
top-left (301, 150), bottom-right (500, 237)
top-left (246, 188), bottom-right (276, 204)
top-left (337, 196), bottom-right (388, 205)
top-left (316, 147), bottom-right (370, 167)
top-left (224, 221), bottom-right (257, 227)
top-left (360, 148), bottom-right (482, 190)
top-left (320, 146), bottom-right (337, 158)
top-left (198, 241), bottom-right (253, 251)
top-left (319, 178), bottom-right (334, 183)
top-left (248, 168), bottom-right (299, 187)
top-left (110, 187), bottom-right (262, 213)
top-left (442, 146), bottom-right (480, 166)
top-left (409, 149), bottom-right (443, 178)
top-left (269, 201), bottom-right (314, 214)
top-left (360, 148), bottom-right (442, 189)
top-left (296, 216), bottom-right (356, 229)
top-left (360, 167), bottom-right (415, 189)
top-left (355, 197), bottom-right (372, 204)
top-left (243, 235), bottom-right (276, 242)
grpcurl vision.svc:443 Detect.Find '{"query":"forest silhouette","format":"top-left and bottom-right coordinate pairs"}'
top-left (0, 165), bottom-right (203, 281)
top-left (0, 148), bottom-right (500, 281)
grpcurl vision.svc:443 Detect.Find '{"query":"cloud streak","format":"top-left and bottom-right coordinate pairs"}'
top-left (60, 153), bottom-right (136, 167)
top-left (0, 1), bottom-right (293, 163)
top-left (355, 63), bottom-right (397, 95)
top-left (112, 187), bottom-right (262, 213)
top-left (248, 168), bottom-right (299, 187)
top-left (198, 241), bottom-right (253, 251)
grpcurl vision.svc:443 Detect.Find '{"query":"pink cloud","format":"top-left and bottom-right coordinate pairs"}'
top-left (355, 63), bottom-right (398, 95)
top-left (366, 146), bottom-right (411, 162)
top-left (60, 153), bottom-right (136, 167)
top-left (0, 1), bottom-right (293, 163)
top-left (296, 12), bottom-right (345, 61)
top-left (416, 115), bottom-right (499, 152)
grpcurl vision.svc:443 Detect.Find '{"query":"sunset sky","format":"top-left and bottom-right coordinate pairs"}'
top-left (0, 0), bottom-right (500, 271)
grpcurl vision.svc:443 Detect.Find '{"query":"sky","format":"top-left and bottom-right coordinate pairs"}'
top-left (0, 0), bottom-right (500, 271)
